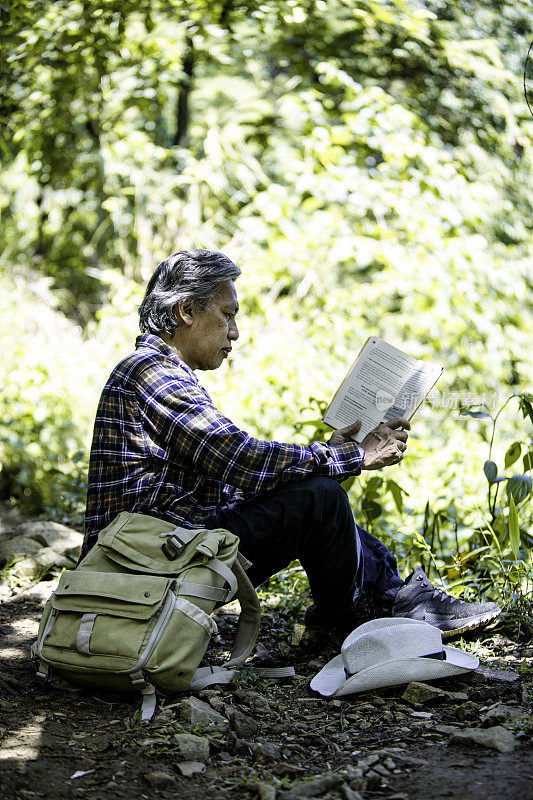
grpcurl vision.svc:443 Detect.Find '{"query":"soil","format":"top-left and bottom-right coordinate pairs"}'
top-left (0, 582), bottom-right (532, 800)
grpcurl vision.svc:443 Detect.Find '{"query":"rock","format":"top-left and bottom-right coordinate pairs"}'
top-left (365, 771), bottom-right (383, 790)
top-left (282, 773), bottom-right (343, 798)
top-left (174, 733), bottom-right (210, 761)
top-left (341, 786), bottom-right (363, 800)
top-left (234, 688), bottom-right (271, 714)
top-left (144, 771), bottom-right (174, 787)
top-left (455, 701), bottom-right (480, 721)
top-left (12, 578), bottom-right (58, 602)
top-left (9, 547), bottom-right (73, 581)
top-left (232, 738), bottom-right (254, 757)
top-left (254, 781), bottom-right (277, 800)
top-left (252, 741), bottom-right (281, 764)
top-left (17, 521), bottom-right (83, 557)
top-left (357, 754), bottom-right (379, 772)
top-left (179, 697), bottom-right (228, 731)
top-left (402, 682), bottom-right (448, 705)
top-left (0, 537), bottom-right (43, 564)
top-left (480, 704), bottom-right (523, 726)
top-left (177, 761), bottom-right (206, 777)
top-left (445, 691), bottom-right (469, 702)
top-left (0, 580), bottom-right (11, 602)
top-left (348, 770), bottom-right (364, 787)
top-left (155, 710), bottom-right (173, 725)
top-left (207, 696), bottom-right (226, 714)
top-left (449, 725), bottom-right (516, 753)
top-left (229, 708), bottom-right (259, 739)
top-left (476, 667), bottom-right (519, 683)
top-left (342, 765), bottom-right (363, 781)
top-left (8, 556), bottom-right (45, 581)
top-left (435, 724), bottom-right (463, 735)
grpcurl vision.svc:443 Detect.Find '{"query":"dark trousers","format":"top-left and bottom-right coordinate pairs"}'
top-left (205, 476), bottom-right (404, 629)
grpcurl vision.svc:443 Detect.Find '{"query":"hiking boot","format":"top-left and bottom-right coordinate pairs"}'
top-left (304, 594), bottom-right (383, 643)
top-left (393, 566), bottom-right (501, 639)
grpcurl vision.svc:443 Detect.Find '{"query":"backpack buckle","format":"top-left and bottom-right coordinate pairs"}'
top-left (161, 534), bottom-right (185, 560)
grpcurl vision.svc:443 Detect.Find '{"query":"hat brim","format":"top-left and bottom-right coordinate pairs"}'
top-left (310, 645), bottom-right (479, 697)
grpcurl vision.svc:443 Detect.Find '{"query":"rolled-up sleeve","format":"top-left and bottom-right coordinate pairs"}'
top-left (136, 363), bottom-right (364, 493)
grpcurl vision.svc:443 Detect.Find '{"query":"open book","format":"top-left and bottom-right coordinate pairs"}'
top-left (323, 337), bottom-right (444, 443)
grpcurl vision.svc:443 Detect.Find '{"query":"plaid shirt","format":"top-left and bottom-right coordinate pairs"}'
top-left (83, 333), bottom-right (364, 552)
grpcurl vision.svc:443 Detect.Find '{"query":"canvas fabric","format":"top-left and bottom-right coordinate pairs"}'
top-left (31, 512), bottom-right (261, 718)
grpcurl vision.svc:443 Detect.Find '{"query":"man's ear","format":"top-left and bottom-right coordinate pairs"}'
top-left (175, 299), bottom-right (194, 327)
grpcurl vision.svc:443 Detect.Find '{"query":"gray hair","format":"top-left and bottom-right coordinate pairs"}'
top-left (138, 249), bottom-right (241, 335)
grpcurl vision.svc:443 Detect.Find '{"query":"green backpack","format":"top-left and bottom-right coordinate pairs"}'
top-left (31, 512), bottom-right (267, 720)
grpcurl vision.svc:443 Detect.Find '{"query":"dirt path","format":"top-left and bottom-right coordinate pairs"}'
top-left (0, 585), bottom-right (532, 800)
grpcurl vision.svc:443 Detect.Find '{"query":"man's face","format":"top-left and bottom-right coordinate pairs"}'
top-left (184, 280), bottom-right (240, 370)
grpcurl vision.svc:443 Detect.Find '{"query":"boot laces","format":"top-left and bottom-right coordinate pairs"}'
top-left (420, 578), bottom-right (459, 604)
top-left (430, 585), bottom-right (459, 604)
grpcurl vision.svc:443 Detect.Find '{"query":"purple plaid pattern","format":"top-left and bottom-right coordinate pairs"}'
top-left (83, 334), bottom-right (364, 551)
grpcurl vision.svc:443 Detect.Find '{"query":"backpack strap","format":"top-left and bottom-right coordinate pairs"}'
top-left (189, 556), bottom-right (295, 691)
top-left (225, 558), bottom-right (261, 667)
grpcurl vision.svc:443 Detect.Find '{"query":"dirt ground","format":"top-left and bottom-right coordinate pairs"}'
top-left (0, 581), bottom-right (532, 800)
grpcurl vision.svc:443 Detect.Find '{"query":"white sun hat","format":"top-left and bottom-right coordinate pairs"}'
top-left (310, 617), bottom-right (479, 697)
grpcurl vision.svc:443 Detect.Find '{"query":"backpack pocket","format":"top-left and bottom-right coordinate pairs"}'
top-left (34, 570), bottom-right (174, 691)
top-left (33, 569), bottom-right (218, 695)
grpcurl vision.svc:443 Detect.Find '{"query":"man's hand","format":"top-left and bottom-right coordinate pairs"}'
top-left (328, 419), bottom-right (363, 446)
top-left (361, 417), bottom-right (410, 469)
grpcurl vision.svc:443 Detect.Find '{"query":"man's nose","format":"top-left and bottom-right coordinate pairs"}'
top-left (228, 320), bottom-right (239, 340)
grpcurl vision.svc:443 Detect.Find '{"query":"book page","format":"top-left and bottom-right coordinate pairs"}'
top-left (324, 338), bottom-right (416, 440)
top-left (381, 362), bottom-right (443, 423)
top-left (324, 337), bottom-right (443, 442)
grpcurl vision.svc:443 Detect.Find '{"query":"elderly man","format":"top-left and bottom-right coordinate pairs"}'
top-left (82, 249), bottom-right (500, 641)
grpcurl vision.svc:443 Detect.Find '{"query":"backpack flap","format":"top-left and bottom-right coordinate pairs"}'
top-left (52, 571), bottom-right (171, 619)
top-left (35, 570), bottom-right (176, 689)
top-left (88, 512), bottom-right (239, 576)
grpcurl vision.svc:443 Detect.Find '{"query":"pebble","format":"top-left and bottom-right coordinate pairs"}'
top-left (144, 771), bottom-right (174, 787)
top-left (208, 696), bottom-right (226, 714)
top-left (357, 754), bottom-right (379, 771)
top-left (179, 697), bottom-right (228, 731)
top-left (254, 781), bottom-right (277, 800)
top-left (455, 701), bottom-right (480, 721)
top-left (177, 761), bottom-right (207, 777)
top-left (229, 707), bottom-right (259, 738)
top-left (234, 688), bottom-right (271, 714)
top-left (252, 741), bottom-right (281, 763)
top-left (365, 771), bottom-right (383, 790)
top-left (435, 724), bottom-right (462, 735)
top-left (341, 785), bottom-right (363, 800)
top-left (174, 733), bottom-right (210, 761)
top-left (402, 682), bottom-right (448, 705)
top-left (281, 772), bottom-right (343, 798)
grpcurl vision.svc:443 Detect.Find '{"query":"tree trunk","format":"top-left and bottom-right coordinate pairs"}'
top-left (174, 36), bottom-right (194, 147)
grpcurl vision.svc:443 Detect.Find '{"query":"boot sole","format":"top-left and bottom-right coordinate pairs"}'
top-left (438, 608), bottom-right (502, 639)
